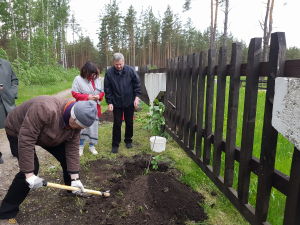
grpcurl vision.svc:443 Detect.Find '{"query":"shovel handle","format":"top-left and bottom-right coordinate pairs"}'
top-left (45, 182), bottom-right (110, 197)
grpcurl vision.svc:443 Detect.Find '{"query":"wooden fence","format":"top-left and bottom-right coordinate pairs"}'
top-left (138, 32), bottom-right (300, 225)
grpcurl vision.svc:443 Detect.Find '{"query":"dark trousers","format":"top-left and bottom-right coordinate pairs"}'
top-left (0, 135), bottom-right (71, 219)
top-left (112, 105), bottom-right (134, 147)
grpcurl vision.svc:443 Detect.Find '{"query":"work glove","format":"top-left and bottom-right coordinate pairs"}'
top-left (71, 179), bottom-right (85, 194)
top-left (26, 175), bottom-right (44, 189)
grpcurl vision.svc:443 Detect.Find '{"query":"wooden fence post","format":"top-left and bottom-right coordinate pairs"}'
top-left (238, 38), bottom-right (262, 204)
top-left (203, 49), bottom-right (217, 165)
top-left (172, 57), bottom-right (179, 131)
top-left (195, 52), bottom-right (207, 157)
top-left (213, 46), bottom-right (227, 176)
top-left (255, 32), bottom-right (286, 223)
top-left (189, 53), bottom-right (200, 152)
top-left (183, 54), bottom-right (193, 147)
top-left (176, 56), bottom-right (183, 137)
top-left (224, 43), bottom-right (242, 187)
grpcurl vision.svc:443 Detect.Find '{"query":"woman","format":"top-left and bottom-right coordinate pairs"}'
top-left (71, 61), bottom-right (104, 156)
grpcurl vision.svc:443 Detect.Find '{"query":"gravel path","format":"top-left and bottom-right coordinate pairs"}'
top-left (0, 89), bottom-right (73, 200)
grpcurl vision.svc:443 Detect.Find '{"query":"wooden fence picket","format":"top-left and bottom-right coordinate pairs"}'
top-left (238, 38), bottom-right (262, 204)
top-left (224, 43), bottom-right (242, 187)
top-left (203, 49), bottom-right (217, 165)
top-left (213, 47), bottom-right (227, 176)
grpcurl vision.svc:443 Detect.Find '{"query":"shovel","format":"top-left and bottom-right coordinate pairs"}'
top-left (43, 181), bottom-right (110, 197)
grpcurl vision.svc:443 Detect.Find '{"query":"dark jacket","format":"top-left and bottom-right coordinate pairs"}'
top-left (104, 65), bottom-right (141, 108)
top-left (0, 58), bottom-right (18, 128)
top-left (5, 96), bottom-right (81, 174)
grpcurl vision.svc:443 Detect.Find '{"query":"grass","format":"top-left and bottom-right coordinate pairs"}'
top-left (16, 80), bottom-right (74, 105)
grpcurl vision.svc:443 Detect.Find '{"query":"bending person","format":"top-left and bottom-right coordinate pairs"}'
top-left (0, 96), bottom-right (97, 223)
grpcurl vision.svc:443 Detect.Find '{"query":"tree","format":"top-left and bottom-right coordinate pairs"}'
top-left (286, 47), bottom-right (300, 60)
top-left (98, 15), bottom-right (109, 69)
top-left (221, 0), bottom-right (229, 47)
top-left (161, 6), bottom-right (175, 66)
top-left (261, 0), bottom-right (275, 61)
top-left (124, 5), bottom-right (137, 66)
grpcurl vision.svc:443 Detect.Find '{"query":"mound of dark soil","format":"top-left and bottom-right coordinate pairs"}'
top-left (17, 154), bottom-right (207, 225)
top-left (99, 110), bottom-right (114, 123)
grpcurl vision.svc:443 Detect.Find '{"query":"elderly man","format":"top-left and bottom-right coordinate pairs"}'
top-left (0, 58), bottom-right (19, 164)
top-left (0, 96), bottom-right (97, 223)
top-left (104, 53), bottom-right (141, 153)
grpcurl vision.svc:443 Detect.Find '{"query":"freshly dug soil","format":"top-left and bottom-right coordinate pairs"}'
top-left (99, 110), bottom-right (114, 123)
top-left (16, 154), bottom-right (207, 225)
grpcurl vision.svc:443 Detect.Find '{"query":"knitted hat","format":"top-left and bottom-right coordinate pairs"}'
top-left (70, 100), bottom-right (97, 128)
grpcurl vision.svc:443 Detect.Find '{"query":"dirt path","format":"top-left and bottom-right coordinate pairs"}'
top-left (0, 89), bottom-right (73, 200)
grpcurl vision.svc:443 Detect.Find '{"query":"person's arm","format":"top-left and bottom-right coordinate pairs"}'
top-left (104, 72), bottom-right (113, 105)
top-left (98, 92), bottom-right (105, 101)
top-left (71, 91), bottom-right (89, 101)
top-left (9, 65), bottom-right (18, 99)
top-left (132, 70), bottom-right (141, 98)
top-left (64, 131), bottom-right (80, 173)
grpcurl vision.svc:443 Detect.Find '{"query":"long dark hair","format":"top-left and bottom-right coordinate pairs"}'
top-left (80, 61), bottom-right (99, 80)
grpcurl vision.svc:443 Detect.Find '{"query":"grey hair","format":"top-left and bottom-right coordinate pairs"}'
top-left (113, 53), bottom-right (124, 62)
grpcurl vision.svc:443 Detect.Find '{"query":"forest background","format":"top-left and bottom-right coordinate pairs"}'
top-left (0, 0), bottom-right (299, 86)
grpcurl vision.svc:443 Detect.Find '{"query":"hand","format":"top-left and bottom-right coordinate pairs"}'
top-left (26, 174), bottom-right (44, 189)
top-left (92, 95), bottom-right (100, 100)
top-left (108, 104), bottom-right (113, 111)
top-left (88, 94), bottom-right (94, 100)
top-left (134, 97), bottom-right (140, 110)
top-left (71, 180), bottom-right (85, 194)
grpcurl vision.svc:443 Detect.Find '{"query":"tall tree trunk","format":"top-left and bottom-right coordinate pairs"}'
top-left (210, 0), bottom-right (219, 49)
top-left (210, 0), bottom-right (214, 49)
top-left (262, 0), bottom-right (275, 61)
top-left (222, 0), bottom-right (229, 47)
top-left (8, 0), bottom-right (19, 58)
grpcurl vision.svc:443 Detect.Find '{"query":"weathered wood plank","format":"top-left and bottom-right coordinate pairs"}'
top-left (213, 47), bottom-right (227, 175)
top-left (255, 32), bottom-right (286, 223)
top-left (176, 56), bottom-right (184, 138)
top-left (189, 53), bottom-right (200, 152)
top-left (284, 59), bottom-right (300, 78)
top-left (203, 49), bottom-right (217, 165)
top-left (183, 54), bottom-right (193, 147)
top-left (172, 57), bottom-right (179, 131)
top-left (224, 43), bottom-right (243, 186)
top-left (195, 52), bottom-right (207, 157)
top-left (237, 38), bottom-right (262, 204)
top-left (179, 56), bottom-right (188, 141)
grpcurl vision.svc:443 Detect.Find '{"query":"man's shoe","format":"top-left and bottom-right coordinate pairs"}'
top-left (125, 143), bottom-right (132, 149)
top-left (89, 146), bottom-right (98, 155)
top-left (111, 146), bottom-right (119, 153)
top-left (0, 218), bottom-right (18, 224)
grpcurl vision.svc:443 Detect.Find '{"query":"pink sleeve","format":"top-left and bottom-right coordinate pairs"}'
top-left (71, 91), bottom-right (89, 101)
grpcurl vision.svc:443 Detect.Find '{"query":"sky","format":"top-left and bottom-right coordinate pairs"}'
top-left (68, 0), bottom-right (300, 48)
